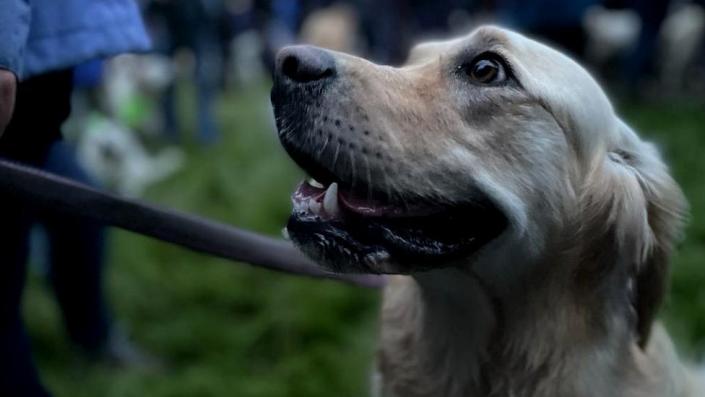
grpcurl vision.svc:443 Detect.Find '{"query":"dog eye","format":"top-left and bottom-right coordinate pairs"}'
top-left (463, 56), bottom-right (506, 84)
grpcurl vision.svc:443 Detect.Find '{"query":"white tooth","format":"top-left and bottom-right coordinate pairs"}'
top-left (308, 178), bottom-right (325, 189)
top-left (323, 182), bottom-right (340, 216)
top-left (309, 198), bottom-right (322, 214)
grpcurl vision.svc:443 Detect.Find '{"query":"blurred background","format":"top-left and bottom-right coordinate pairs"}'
top-left (22, 0), bottom-right (705, 396)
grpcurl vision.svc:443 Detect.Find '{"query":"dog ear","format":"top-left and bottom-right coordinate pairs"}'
top-left (629, 141), bottom-right (686, 348)
top-left (590, 123), bottom-right (687, 347)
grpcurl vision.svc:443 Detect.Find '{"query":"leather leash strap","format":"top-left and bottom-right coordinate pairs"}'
top-left (0, 159), bottom-right (385, 289)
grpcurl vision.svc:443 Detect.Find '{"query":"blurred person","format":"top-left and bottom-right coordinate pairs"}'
top-left (408, 0), bottom-right (470, 34)
top-left (147, 0), bottom-right (224, 145)
top-left (358, 0), bottom-right (474, 65)
top-left (0, 1), bottom-right (150, 396)
top-left (497, 0), bottom-right (598, 57)
top-left (31, 140), bottom-right (110, 361)
top-left (359, 0), bottom-right (412, 64)
top-left (254, 0), bottom-right (302, 73)
top-left (619, 0), bottom-right (674, 95)
top-left (300, 3), bottom-right (360, 53)
top-left (653, 0), bottom-right (705, 93)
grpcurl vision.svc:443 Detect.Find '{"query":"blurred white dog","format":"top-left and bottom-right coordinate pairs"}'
top-left (77, 115), bottom-right (183, 197)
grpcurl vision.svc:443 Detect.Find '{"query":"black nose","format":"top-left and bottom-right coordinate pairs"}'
top-left (276, 45), bottom-right (336, 83)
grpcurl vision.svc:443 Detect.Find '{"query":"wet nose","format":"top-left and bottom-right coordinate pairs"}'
top-left (276, 45), bottom-right (336, 83)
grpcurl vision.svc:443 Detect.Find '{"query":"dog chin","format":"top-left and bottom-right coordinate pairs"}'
top-left (286, 214), bottom-right (404, 274)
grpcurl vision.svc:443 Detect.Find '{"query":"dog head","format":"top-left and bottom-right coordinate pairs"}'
top-left (272, 26), bottom-right (686, 338)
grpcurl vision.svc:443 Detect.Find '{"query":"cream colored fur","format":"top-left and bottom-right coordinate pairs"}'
top-left (290, 25), bottom-right (700, 396)
top-left (371, 27), bottom-right (699, 397)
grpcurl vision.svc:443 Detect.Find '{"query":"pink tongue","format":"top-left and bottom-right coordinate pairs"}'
top-left (294, 182), bottom-right (325, 201)
top-left (339, 193), bottom-right (397, 217)
top-left (340, 191), bottom-right (441, 218)
top-left (294, 181), bottom-right (433, 218)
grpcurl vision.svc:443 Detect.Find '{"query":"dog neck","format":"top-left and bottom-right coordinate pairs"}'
top-left (378, 269), bottom-right (497, 396)
top-left (377, 249), bottom-right (643, 397)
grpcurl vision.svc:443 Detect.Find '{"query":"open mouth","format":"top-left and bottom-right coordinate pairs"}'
top-left (286, 171), bottom-right (507, 274)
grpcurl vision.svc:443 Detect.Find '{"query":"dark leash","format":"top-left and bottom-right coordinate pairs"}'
top-left (0, 158), bottom-right (385, 289)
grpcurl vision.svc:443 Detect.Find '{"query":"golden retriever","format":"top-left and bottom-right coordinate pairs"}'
top-left (271, 25), bottom-right (703, 397)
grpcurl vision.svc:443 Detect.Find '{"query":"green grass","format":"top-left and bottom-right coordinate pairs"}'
top-left (22, 83), bottom-right (705, 396)
top-left (619, 100), bottom-right (705, 354)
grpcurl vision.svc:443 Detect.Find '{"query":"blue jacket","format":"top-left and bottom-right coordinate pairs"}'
top-left (0, 0), bottom-right (150, 80)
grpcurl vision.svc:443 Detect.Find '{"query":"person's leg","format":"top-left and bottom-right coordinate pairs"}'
top-left (161, 79), bottom-right (180, 142)
top-left (0, 69), bottom-right (74, 397)
top-left (0, 201), bottom-right (51, 397)
top-left (40, 142), bottom-right (159, 370)
top-left (41, 141), bottom-right (111, 355)
top-left (194, 34), bottom-right (221, 145)
top-left (622, 0), bottom-right (673, 92)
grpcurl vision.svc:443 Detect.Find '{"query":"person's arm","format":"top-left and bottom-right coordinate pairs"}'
top-left (0, 0), bottom-right (31, 136)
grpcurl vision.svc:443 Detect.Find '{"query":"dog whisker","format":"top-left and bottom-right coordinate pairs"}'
top-left (319, 131), bottom-right (331, 158)
top-left (348, 150), bottom-right (357, 191)
top-left (330, 141), bottom-right (341, 171)
top-left (363, 155), bottom-right (373, 201)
